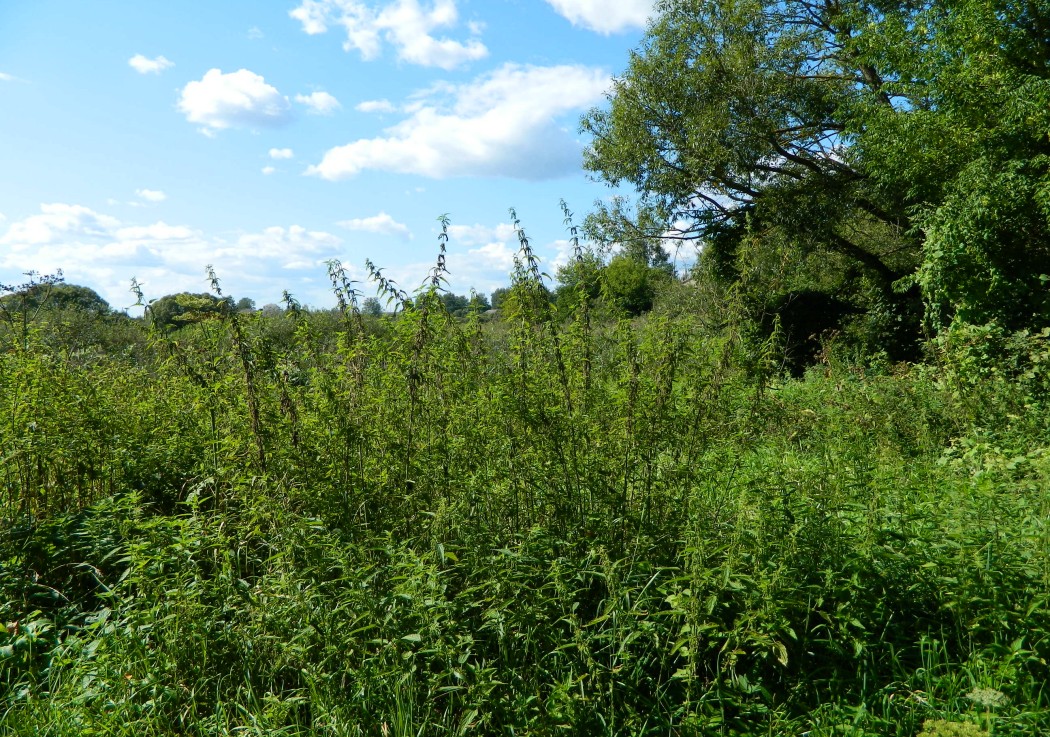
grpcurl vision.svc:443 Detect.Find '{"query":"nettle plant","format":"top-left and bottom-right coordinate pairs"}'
top-left (0, 271), bottom-right (65, 349)
top-left (2, 205), bottom-right (1050, 735)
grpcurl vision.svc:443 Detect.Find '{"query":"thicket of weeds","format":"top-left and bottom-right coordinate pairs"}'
top-left (2, 228), bottom-right (1049, 735)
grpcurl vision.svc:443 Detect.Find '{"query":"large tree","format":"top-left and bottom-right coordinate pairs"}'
top-left (583, 0), bottom-right (1050, 353)
top-left (856, 0), bottom-right (1050, 331)
top-left (148, 292), bottom-right (232, 333)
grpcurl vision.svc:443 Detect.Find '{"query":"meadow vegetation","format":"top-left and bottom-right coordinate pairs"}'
top-left (1, 217), bottom-right (1049, 735)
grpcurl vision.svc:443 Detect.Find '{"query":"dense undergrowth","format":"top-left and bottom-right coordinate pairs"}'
top-left (2, 246), bottom-right (1049, 735)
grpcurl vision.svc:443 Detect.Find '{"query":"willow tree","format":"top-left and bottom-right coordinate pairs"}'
top-left (858, 0), bottom-right (1050, 331)
top-left (583, 0), bottom-right (1050, 356)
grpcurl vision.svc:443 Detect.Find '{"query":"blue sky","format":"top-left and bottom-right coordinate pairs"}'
top-left (0, 0), bottom-right (661, 311)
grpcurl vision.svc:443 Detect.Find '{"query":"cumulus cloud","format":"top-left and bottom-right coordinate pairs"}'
top-left (115, 222), bottom-right (199, 243)
top-left (135, 188), bottom-right (167, 203)
top-left (465, 241), bottom-right (517, 271)
top-left (290, 0), bottom-right (487, 70)
top-left (372, 249), bottom-right (516, 297)
top-left (296, 91), bottom-right (342, 115)
top-left (547, 238), bottom-right (579, 271)
top-left (307, 63), bottom-right (610, 181)
top-left (0, 204), bottom-right (121, 246)
top-left (436, 221), bottom-right (583, 290)
top-left (337, 212), bottom-right (413, 240)
top-left (443, 222), bottom-right (571, 293)
top-left (262, 166), bottom-right (276, 175)
top-left (440, 222), bottom-right (525, 284)
top-left (128, 54), bottom-right (174, 74)
top-left (544, 0), bottom-right (654, 33)
top-left (269, 148), bottom-right (295, 159)
top-left (178, 69), bottom-right (292, 133)
top-left (447, 222), bottom-right (517, 247)
top-left (223, 226), bottom-right (341, 270)
top-left (0, 204), bottom-right (345, 309)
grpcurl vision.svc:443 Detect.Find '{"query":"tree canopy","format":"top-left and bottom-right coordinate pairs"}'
top-left (0, 281), bottom-right (111, 315)
top-left (583, 0), bottom-right (1050, 356)
top-left (148, 292), bottom-right (232, 333)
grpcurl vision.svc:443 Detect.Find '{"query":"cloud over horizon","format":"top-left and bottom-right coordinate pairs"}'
top-left (0, 206), bottom-right (570, 308)
top-left (0, 203), bottom-right (346, 309)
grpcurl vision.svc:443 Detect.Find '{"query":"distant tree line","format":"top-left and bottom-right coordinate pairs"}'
top-left (1, 257), bottom-right (679, 340)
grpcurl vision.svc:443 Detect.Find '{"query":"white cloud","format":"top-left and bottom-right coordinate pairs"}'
top-left (222, 226), bottom-right (341, 271)
top-left (307, 63), bottom-right (610, 181)
top-left (659, 220), bottom-right (700, 270)
top-left (248, 26), bottom-right (265, 39)
top-left (544, 0), bottom-right (654, 34)
top-left (135, 188), bottom-right (167, 203)
top-left (0, 204), bottom-right (121, 246)
top-left (0, 204), bottom-right (348, 309)
top-left (269, 148), bottom-right (295, 159)
top-left (116, 222), bottom-right (198, 242)
top-left (128, 54), bottom-right (174, 74)
top-left (296, 91), bottom-right (342, 115)
top-left (290, 0), bottom-right (487, 70)
top-left (371, 248), bottom-right (516, 298)
top-left (427, 221), bottom-right (581, 291)
top-left (437, 222), bottom-right (522, 287)
top-left (262, 166), bottom-right (277, 175)
top-left (178, 69), bottom-right (292, 133)
top-left (466, 241), bottom-right (516, 271)
top-left (337, 212), bottom-right (413, 240)
top-left (447, 222), bottom-right (517, 247)
top-left (356, 99), bottom-right (396, 113)
top-left (547, 238), bottom-right (581, 271)
top-left (0, 72), bottom-right (14, 82)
